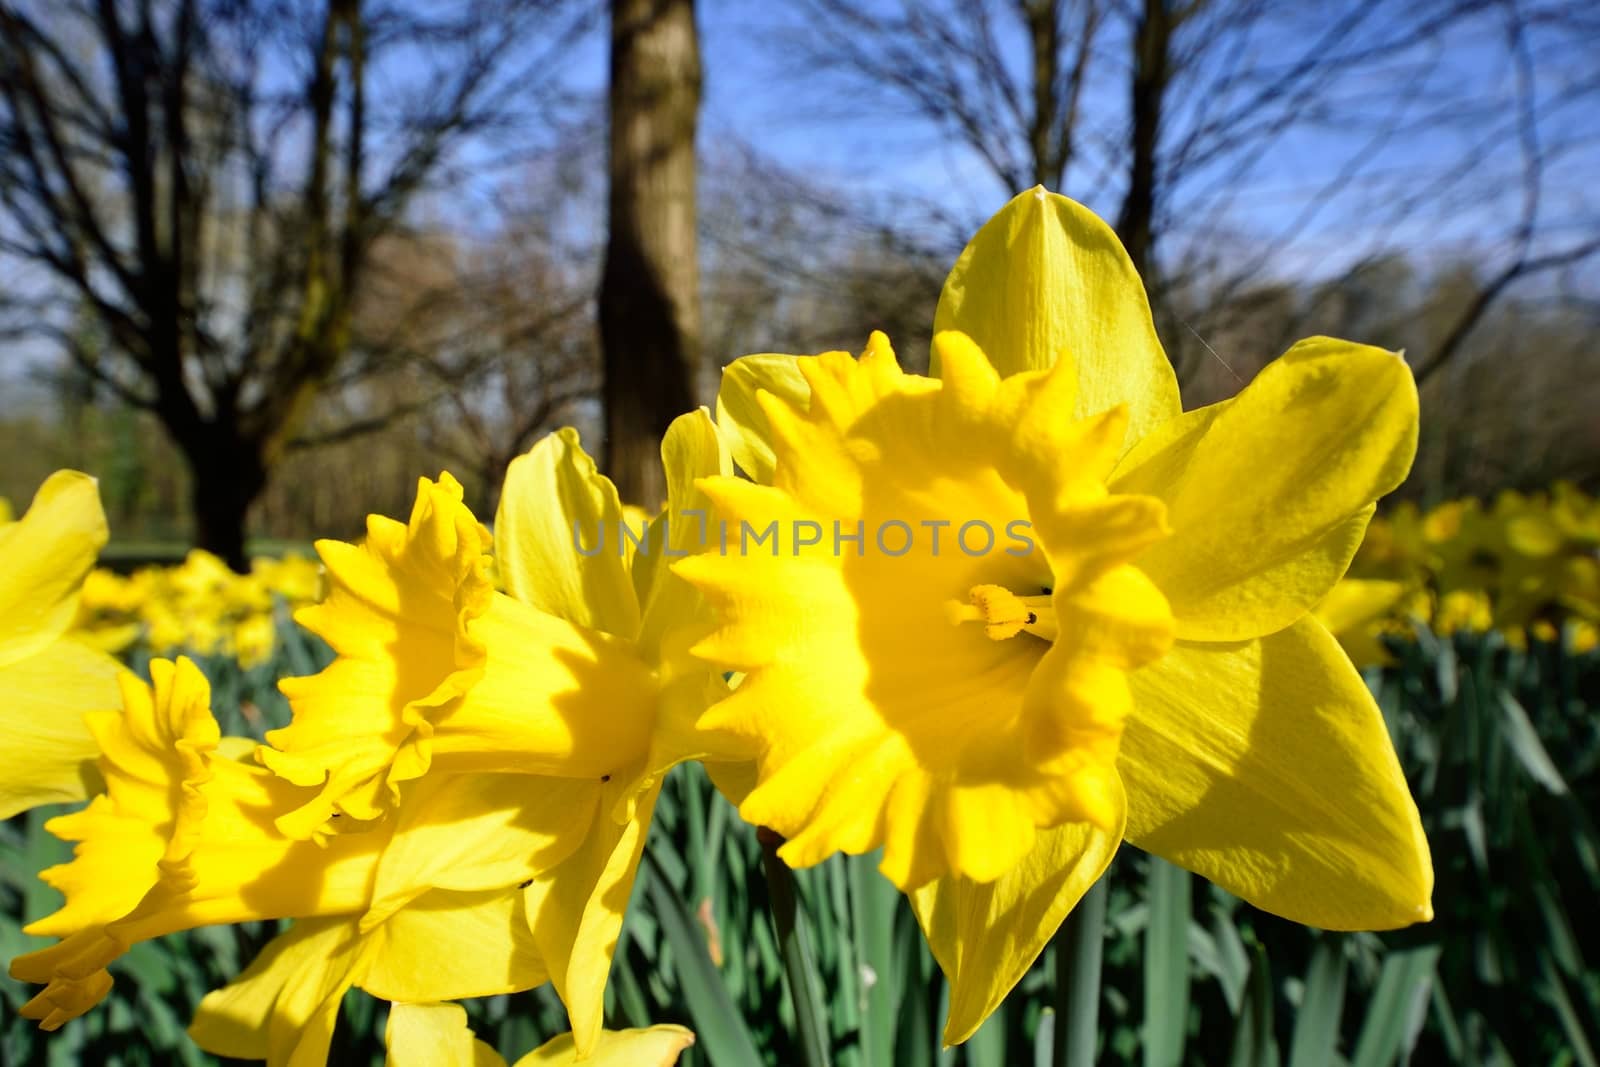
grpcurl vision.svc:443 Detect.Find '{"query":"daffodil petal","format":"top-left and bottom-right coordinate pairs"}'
top-left (715, 352), bottom-right (811, 482)
top-left (0, 470), bottom-right (107, 663)
top-left (497, 429), bottom-right (640, 640)
top-left (933, 187), bottom-right (1180, 441)
top-left (187, 917), bottom-right (367, 1067)
top-left (1121, 617), bottom-right (1433, 930)
top-left (361, 774), bottom-right (596, 930)
top-left (910, 802), bottom-right (1123, 1046)
top-left (361, 889), bottom-right (547, 1003)
top-left (0, 640), bottom-right (124, 819)
top-left (1111, 337), bottom-right (1418, 641)
top-left (635, 408), bottom-right (731, 663)
top-left (523, 784), bottom-right (658, 1056)
top-left (512, 1025), bottom-right (696, 1067)
top-left (385, 1002), bottom-right (503, 1067)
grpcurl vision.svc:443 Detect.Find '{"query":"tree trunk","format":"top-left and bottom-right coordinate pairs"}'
top-left (185, 432), bottom-right (268, 572)
top-left (1116, 0), bottom-right (1172, 280)
top-left (599, 0), bottom-right (703, 508)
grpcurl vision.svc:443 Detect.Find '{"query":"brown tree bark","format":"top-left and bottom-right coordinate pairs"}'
top-left (599, 0), bottom-right (703, 509)
top-left (185, 432), bottom-right (269, 572)
top-left (1115, 0), bottom-right (1174, 281)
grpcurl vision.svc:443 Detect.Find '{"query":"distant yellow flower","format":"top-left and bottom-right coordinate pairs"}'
top-left (68, 549), bottom-right (322, 668)
top-left (69, 569), bottom-right (145, 654)
top-left (710, 187), bottom-right (1431, 1042)
top-left (1314, 578), bottom-right (1411, 667)
top-left (1570, 619), bottom-right (1598, 654)
top-left (1434, 589), bottom-right (1494, 636)
top-left (252, 553), bottom-right (326, 604)
top-left (0, 471), bottom-right (128, 819)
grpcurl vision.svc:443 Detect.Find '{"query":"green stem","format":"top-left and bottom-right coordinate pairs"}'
top-left (760, 829), bottom-right (833, 1067)
top-left (1052, 872), bottom-right (1109, 1067)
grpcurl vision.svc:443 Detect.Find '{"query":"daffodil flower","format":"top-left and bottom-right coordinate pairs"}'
top-left (0, 471), bottom-right (129, 819)
top-left (680, 332), bottom-right (1174, 892)
top-left (253, 413), bottom-right (735, 1051)
top-left (9, 657), bottom-right (576, 1032)
top-left (704, 187), bottom-right (1431, 1042)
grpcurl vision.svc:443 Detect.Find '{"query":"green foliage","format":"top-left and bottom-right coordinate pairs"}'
top-left (2, 622), bottom-right (1596, 1065)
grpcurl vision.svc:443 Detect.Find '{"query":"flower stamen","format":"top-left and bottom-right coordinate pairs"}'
top-left (946, 584), bottom-right (1057, 642)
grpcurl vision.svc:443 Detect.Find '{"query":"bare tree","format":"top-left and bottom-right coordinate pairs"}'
top-left (0, 0), bottom-right (585, 566)
top-left (699, 141), bottom-right (949, 372)
top-left (778, 0), bottom-right (1599, 391)
top-left (599, 0), bottom-right (702, 508)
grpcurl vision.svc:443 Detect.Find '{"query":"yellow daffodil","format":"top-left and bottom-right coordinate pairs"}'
top-left (1434, 589), bottom-right (1494, 636)
top-left (704, 187), bottom-right (1431, 1042)
top-left (681, 332), bottom-right (1174, 891)
top-left (1570, 619), bottom-right (1598, 654)
top-left (0, 471), bottom-right (128, 819)
top-left (255, 415), bottom-right (733, 1053)
top-left (10, 656), bottom-right (593, 1034)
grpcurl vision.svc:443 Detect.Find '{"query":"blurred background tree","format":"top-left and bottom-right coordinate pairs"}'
top-left (0, 0), bottom-right (1596, 550)
top-left (599, 0), bottom-right (703, 508)
top-left (0, 0), bottom-right (589, 565)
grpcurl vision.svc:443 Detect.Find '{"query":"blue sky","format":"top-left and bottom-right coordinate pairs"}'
top-left (654, 0), bottom-right (1599, 284)
top-left (4, 0), bottom-right (1596, 395)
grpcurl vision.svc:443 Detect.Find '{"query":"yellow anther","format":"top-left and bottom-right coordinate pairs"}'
top-left (946, 584), bottom-right (1057, 642)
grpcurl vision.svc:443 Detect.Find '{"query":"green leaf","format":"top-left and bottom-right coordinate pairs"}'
top-left (761, 840), bottom-right (832, 1067)
top-left (965, 997), bottom-right (1007, 1067)
top-left (1287, 936), bottom-right (1348, 1067)
top-left (1227, 942), bottom-right (1277, 1067)
top-left (1143, 859), bottom-right (1191, 1067)
top-left (1496, 691), bottom-right (1568, 794)
top-left (645, 854), bottom-right (765, 1067)
top-left (849, 851), bottom-right (900, 1067)
top-left (1035, 1009), bottom-right (1057, 1067)
top-left (1349, 946), bottom-right (1440, 1067)
top-left (1539, 954), bottom-right (1599, 1067)
top-left (1054, 872), bottom-right (1110, 1067)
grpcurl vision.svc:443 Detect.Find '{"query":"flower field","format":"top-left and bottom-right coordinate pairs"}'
top-left (2, 505), bottom-right (1597, 1065)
